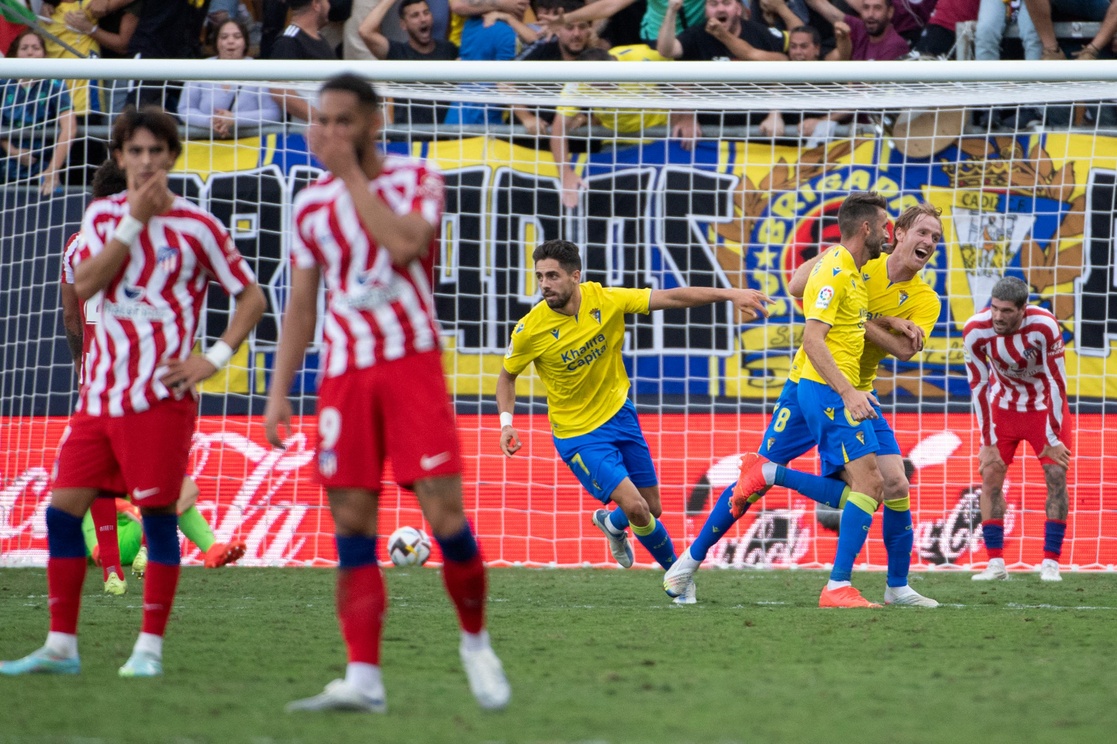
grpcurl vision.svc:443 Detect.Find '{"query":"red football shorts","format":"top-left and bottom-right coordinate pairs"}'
top-left (315, 350), bottom-right (462, 490)
top-left (53, 396), bottom-right (197, 508)
top-left (991, 404), bottom-right (1071, 467)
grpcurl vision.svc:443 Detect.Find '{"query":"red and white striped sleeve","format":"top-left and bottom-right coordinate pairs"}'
top-left (61, 232), bottom-right (82, 285)
top-left (74, 196), bottom-right (120, 269)
top-left (1038, 313), bottom-right (1068, 444)
top-left (413, 163), bottom-right (445, 229)
top-left (962, 319), bottom-right (995, 446)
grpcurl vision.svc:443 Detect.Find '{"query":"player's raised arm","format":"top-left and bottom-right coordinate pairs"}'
top-left (308, 105), bottom-right (435, 267)
top-left (648, 286), bottom-right (772, 319)
top-left (265, 266), bottom-right (321, 448)
top-left (496, 368), bottom-right (523, 457)
top-left (74, 172), bottom-right (174, 302)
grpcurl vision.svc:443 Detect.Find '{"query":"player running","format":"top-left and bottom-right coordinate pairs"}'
top-left (963, 276), bottom-right (1071, 582)
top-left (1, 106), bottom-right (265, 678)
top-left (265, 74), bottom-right (509, 713)
top-left (497, 239), bottom-right (771, 603)
top-left (665, 202), bottom-right (943, 608)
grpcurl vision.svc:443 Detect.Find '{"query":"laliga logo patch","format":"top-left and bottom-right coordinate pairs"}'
top-left (318, 449), bottom-right (337, 478)
top-left (815, 286), bottom-right (834, 309)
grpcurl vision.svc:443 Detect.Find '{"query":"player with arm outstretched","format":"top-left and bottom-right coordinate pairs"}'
top-left (665, 203), bottom-right (942, 608)
top-left (497, 239), bottom-right (771, 603)
top-left (265, 74), bottom-right (509, 714)
top-left (1, 106), bottom-right (266, 678)
top-left (963, 276), bottom-right (1071, 582)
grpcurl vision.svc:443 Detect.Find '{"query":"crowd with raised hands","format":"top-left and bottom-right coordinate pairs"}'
top-left (0, 0), bottom-right (1111, 191)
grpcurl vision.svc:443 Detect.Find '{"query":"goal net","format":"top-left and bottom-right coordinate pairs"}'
top-left (2, 59), bottom-right (1115, 571)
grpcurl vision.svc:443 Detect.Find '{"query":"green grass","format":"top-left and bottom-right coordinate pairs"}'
top-left (1, 567), bottom-right (1116, 744)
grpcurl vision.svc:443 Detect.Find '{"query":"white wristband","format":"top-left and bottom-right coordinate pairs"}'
top-left (204, 340), bottom-right (234, 370)
top-left (113, 214), bottom-right (144, 246)
top-left (499, 412), bottom-right (514, 429)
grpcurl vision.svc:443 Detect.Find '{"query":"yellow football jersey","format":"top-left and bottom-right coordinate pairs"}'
top-left (798, 245), bottom-right (868, 388)
top-left (503, 282), bottom-right (651, 438)
top-left (856, 255), bottom-right (941, 392)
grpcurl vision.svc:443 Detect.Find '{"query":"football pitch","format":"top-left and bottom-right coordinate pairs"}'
top-left (2, 567), bottom-right (1115, 744)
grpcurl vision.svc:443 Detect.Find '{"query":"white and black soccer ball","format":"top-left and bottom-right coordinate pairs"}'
top-left (387, 526), bottom-right (432, 567)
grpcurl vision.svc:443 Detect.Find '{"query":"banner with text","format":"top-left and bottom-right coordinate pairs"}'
top-left (3, 413), bottom-right (1113, 570)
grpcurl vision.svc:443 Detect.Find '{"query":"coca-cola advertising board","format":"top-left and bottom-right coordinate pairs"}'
top-left (2, 413), bottom-right (1112, 569)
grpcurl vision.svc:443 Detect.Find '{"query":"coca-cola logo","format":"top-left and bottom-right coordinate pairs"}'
top-left (914, 484), bottom-right (1017, 565)
top-left (704, 510), bottom-right (810, 568)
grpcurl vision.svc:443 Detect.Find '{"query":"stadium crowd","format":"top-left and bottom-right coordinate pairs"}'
top-left (0, 0), bottom-right (1113, 192)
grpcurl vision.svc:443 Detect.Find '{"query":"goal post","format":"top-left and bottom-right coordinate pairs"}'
top-left (1, 59), bottom-right (1115, 570)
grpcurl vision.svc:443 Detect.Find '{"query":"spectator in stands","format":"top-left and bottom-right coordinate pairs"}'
top-left (39, 2), bottom-right (99, 117)
top-left (753, 0), bottom-right (810, 30)
top-left (758, 25), bottom-right (854, 140)
top-left (269, 0), bottom-right (338, 123)
top-left (550, 47), bottom-right (669, 208)
top-left (515, 0), bottom-right (564, 57)
top-left (519, 0), bottom-right (589, 58)
top-left (178, 19), bottom-right (284, 138)
top-left (975, 0), bottom-right (1041, 60)
top-left (657, 0), bottom-right (787, 60)
top-left (445, 0), bottom-right (533, 124)
top-left (1023, 0), bottom-right (1117, 58)
top-left (911, 0), bottom-right (979, 58)
top-left (560, 0), bottom-right (708, 48)
top-left (1, 31), bottom-right (77, 195)
top-left (509, 0), bottom-right (590, 135)
top-left (62, 1), bottom-right (140, 114)
top-left (358, 0), bottom-right (459, 125)
top-left (122, 0), bottom-right (211, 110)
top-left (346, 0), bottom-right (451, 59)
top-left (887, 0), bottom-right (935, 46)
top-left (805, 0), bottom-right (910, 59)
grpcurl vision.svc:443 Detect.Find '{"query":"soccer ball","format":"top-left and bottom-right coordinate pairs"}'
top-left (387, 526), bottom-right (432, 567)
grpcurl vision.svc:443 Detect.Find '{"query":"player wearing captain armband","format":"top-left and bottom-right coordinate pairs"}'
top-left (1, 106), bottom-right (266, 679)
top-left (265, 74), bottom-right (509, 714)
top-left (963, 276), bottom-right (1071, 583)
top-left (497, 239), bottom-right (772, 604)
top-left (665, 202), bottom-right (944, 608)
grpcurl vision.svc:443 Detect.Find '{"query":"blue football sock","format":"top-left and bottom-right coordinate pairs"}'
top-left (691, 483), bottom-right (738, 561)
top-left (335, 534), bottom-right (378, 568)
top-left (142, 512), bottom-right (181, 566)
top-left (631, 516), bottom-right (677, 570)
top-left (829, 493), bottom-right (876, 583)
top-left (1043, 519), bottom-right (1066, 558)
top-left (774, 466), bottom-right (848, 509)
top-left (882, 501), bottom-right (913, 588)
top-left (435, 523), bottom-right (479, 563)
top-left (607, 508), bottom-right (630, 533)
top-left (46, 506), bottom-right (86, 559)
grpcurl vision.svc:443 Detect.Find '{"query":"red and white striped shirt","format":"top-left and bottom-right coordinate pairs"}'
top-left (61, 231), bottom-right (100, 387)
top-left (73, 194), bottom-right (256, 417)
top-left (291, 155), bottom-right (444, 378)
top-left (962, 305), bottom-right (1068, 447)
